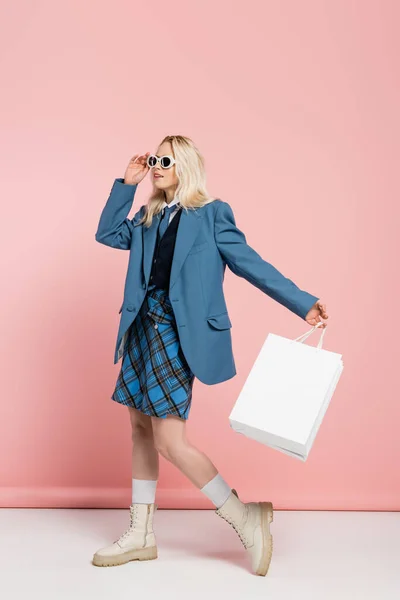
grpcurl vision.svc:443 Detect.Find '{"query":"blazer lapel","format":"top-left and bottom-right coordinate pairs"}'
top-left (142, 207), bottom-right (203, 291)
top-left (169, 207), bottom-right (203, 290)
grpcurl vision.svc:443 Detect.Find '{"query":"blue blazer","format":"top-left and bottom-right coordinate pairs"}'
top-left (95, 178), bottom-right (319, 385)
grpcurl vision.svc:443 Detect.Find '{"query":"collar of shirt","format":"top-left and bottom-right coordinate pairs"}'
top-left (161, 196), bottom-right (180, 210)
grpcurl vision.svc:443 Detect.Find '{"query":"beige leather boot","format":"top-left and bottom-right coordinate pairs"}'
top-left (92, 502), bottom-right (158, 567)
top-left (215, 489), bottom-right (273, 576)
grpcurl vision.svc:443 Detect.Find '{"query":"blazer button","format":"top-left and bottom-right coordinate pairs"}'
top-left (142, 283), bottom-right (146, 289)
top-left (127, 304), bottom-right (134, 311)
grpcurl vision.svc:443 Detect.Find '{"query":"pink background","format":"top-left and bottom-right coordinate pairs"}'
top-left (1, 1), bottom-right (399, 510)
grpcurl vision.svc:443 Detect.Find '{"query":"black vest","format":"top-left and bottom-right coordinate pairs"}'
top-left (148, 208), bottom-right (183, 290)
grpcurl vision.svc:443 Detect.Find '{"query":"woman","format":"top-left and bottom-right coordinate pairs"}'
top-left (93, 135), bottom-right (328, 576)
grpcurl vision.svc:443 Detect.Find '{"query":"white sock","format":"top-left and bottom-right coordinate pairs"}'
top-left (131, 478), bottom-right (158, 504)
top-left (200, 472), bottom-right (232, 508)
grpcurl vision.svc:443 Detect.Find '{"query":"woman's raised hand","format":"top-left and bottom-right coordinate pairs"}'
top-left (124, 153), bottom-right (151, 185)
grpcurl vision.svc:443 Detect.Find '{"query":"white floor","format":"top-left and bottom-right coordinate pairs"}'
top-left (1, 507), bottom-right (399, 599)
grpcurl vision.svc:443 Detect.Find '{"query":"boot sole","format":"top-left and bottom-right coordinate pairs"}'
top-left (256, 501), bottom-right (273, 576)
top-left (92, 545), bottom-right (158, 567)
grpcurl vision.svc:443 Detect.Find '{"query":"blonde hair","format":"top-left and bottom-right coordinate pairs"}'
top-left (139, 135), bottom-right (215, 228)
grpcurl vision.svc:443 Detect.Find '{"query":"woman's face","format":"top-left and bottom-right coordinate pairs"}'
top-left (151, 141), bottom-right (178, 191)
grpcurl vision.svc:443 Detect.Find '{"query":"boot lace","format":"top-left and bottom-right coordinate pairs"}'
top-left (114, 505), bottom-right (139, 544)
top-left (217, 511), bottom-right (249, 549)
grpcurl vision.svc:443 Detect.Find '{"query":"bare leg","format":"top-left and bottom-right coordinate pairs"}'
top-left (148, 414), bottom-right (273, 577)
top-left (91, 407), bottom-right (160, 566)
top-left (128, 407), bottom-right (159, 480)
top-left (150, 414), bottom-right (218, 488)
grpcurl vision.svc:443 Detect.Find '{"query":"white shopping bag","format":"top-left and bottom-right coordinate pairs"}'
top-left (229, 323), bottom-right (343, 461)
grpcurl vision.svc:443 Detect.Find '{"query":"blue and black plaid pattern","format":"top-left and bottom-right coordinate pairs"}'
top-left (111, 287), bottom-right (195, 420)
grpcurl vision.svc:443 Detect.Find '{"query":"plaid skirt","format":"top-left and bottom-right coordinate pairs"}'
top-left (111, 286), bottom-right (195, 420)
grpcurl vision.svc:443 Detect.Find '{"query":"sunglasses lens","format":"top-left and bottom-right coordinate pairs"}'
top-left (160, 156), bottom-right (172, 168)
top-left (148, 155), bottom-right (157, 167)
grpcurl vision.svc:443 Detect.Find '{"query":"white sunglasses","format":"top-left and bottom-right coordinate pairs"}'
top-left (147, 154), bottom-right (176, 169)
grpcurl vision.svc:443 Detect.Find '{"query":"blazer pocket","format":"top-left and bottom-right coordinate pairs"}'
top-left (206, 311), bottom-right (232, 330)
top-left (189, 241), bottom-right (209, 254)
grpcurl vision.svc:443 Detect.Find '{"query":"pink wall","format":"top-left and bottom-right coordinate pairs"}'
top-left (1, 1), bottom-right (399, 510)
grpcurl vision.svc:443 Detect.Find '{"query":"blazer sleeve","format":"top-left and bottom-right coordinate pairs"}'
top-left (95, 178), bottom-right (143, 250)
top-left (214, 200), bottom-right (319, 320)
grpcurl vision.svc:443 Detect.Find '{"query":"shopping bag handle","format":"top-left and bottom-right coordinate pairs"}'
top-left (294, 321), bottom-right (326, 349)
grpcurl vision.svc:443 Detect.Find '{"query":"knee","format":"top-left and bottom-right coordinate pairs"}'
top-left (153, 434), bottom-right (183, 461)
top-left (152, 434), bottom-right (170, 458)
top-left (129, 408), bottom-right (153, 442)
top-left (131, 423), bottom-right (153, 443)
top-left (151, 415), bottom-right (187, 461)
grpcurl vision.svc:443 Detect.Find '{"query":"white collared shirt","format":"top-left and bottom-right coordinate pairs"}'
top-left (161, 196), bottom-right (181, 225)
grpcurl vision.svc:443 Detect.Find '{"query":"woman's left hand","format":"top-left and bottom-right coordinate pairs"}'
top-left (305, 300), bottom-right (329, 328)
